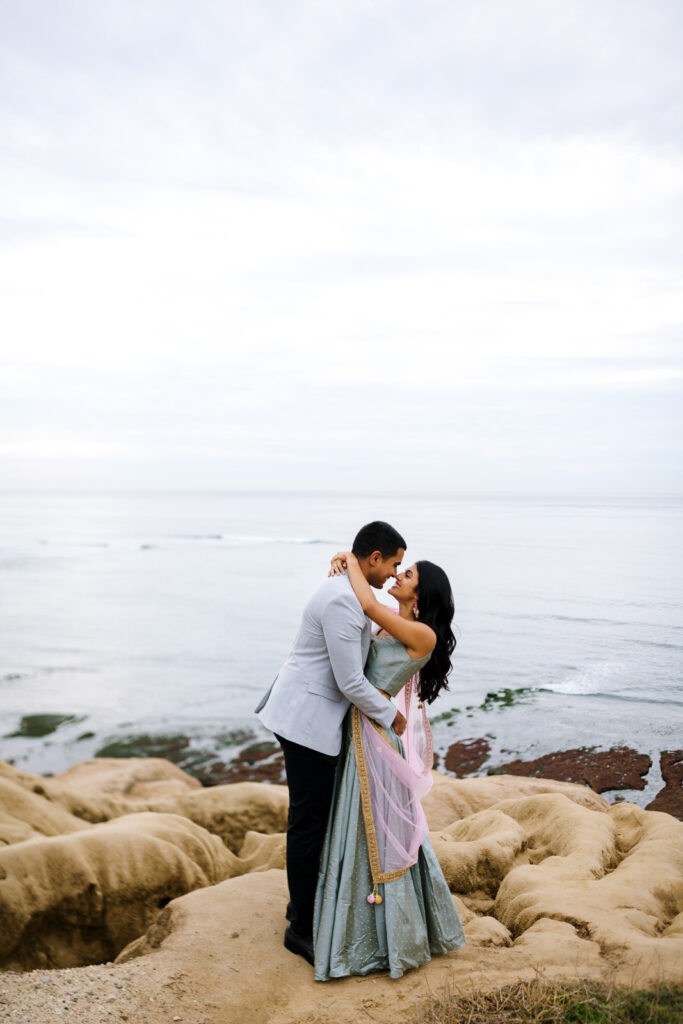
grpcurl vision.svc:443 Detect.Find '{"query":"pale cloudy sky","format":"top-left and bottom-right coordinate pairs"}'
top-left (1, 0), bottom-right (682, 494)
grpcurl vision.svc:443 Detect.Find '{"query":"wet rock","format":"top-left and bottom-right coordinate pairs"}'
top-left (646, 751), bottom-right (683, 821)
top-left (488, 746), bottom-right (652, 793)
top-left (6, 714), bottom-right (85, 738)
top-left (96, 733), bottom-right (193, 763)
top-left (444, 737), bottom-right (491, 776)
top-left (91, 731), bottom-right (276, 787)
top-left (209, 744), bottom-right (286, 785)
top-left (478, 688), bottom-right (531, 710)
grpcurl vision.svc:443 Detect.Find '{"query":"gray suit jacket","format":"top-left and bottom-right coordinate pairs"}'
top-left (255, 574), bottom-right (396, 755)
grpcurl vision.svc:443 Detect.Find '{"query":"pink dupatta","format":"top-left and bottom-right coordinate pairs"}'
top-left (352, 673), bottom-right (434, 886)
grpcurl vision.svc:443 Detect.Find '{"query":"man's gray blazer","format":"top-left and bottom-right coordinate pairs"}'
top-left (255, 573), bottom-right (396, 756)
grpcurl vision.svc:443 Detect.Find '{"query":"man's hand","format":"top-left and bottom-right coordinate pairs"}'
top-left (392, 709), bottom-right (407, 736)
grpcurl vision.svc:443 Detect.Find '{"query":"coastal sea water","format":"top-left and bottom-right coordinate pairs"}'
top-left (1, 490), bottom-right (681, 806)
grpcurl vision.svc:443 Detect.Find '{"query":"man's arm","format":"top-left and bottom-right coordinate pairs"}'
top-left (321, 596), bottom-right (405, 734)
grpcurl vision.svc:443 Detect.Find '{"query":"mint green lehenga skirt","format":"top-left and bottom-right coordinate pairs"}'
top-left (312, 712), bottom-right (465, 981)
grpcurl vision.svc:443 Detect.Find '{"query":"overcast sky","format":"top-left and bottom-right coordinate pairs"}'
top-left (1, 0), bottom-right (682, 495)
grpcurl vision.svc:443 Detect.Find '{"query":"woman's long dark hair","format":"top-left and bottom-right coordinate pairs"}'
top-left (415, 560), bottom-right (455, 704)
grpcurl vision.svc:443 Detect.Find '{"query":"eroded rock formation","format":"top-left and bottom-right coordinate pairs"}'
top-left (1, 757), bottom-right (681, 1024)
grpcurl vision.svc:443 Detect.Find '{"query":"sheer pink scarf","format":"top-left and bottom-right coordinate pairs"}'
top-left (352, 673), bottom-right (433, 885)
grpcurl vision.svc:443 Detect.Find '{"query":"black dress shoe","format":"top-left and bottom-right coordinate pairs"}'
top-left (284, 925), bottom-right (315, 966)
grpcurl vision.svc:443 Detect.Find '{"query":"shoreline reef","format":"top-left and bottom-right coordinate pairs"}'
top-left (6, 684), bottom-right (680, 818)
top-left (1, 756), bottom-right (682, 1024)
top-left (87, 728), bottom-right (683, 820)
top-left (8, 707), bottom-right (678, 818)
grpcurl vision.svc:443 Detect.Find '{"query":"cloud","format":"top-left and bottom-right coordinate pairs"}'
top-left (0, 1), bottom-right (681, 493)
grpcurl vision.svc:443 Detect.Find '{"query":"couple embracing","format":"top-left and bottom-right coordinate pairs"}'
top-left (255, 521), bottom-right (465, 980)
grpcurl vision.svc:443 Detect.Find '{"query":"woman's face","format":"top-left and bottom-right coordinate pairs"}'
top-left (388, 563), bottom-right (419, 602)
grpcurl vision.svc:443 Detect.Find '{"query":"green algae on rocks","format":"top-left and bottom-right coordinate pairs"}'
top-left (7, 714), bottom-right (86, 738)
top-left (479, 687), bottom-right (531, 711)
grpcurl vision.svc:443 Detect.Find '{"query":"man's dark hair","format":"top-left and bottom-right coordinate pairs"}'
top-left (352, 521), bottom-right (407, 559)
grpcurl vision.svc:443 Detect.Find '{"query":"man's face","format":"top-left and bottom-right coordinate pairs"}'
top-left (366, 547), bottom-right (405, 589)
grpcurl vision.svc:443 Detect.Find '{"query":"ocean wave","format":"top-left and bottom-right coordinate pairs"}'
top-left (622, 637), bottom-right (683, 651)
top-left (541, 660), bottom-right (631, 697)
top-left (35, 540), bottom-right (110, 548)
top-left (538, 686), bottom-right (683, 707)
top-left (479, 608), bottom-right (683, 637)
top-left (171, 534), bottom-right (334, 546)
top-left (173, 534), bottom-right (223, 540)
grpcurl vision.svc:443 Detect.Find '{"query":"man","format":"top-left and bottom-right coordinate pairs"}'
top-left (255, 520), bottom-right (408, 965)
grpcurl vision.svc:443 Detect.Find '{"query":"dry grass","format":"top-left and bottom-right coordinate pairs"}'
top-left (412, 977), bottom-right (683, 1024)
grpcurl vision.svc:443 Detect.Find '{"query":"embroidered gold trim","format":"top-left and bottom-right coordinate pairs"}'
top-left (368, 714), bottom-right (397, 748)
top-left (352, 706), bottom-right (410, 885)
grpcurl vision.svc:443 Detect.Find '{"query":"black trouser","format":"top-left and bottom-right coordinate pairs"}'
top-left (275, 733), bottom-right (338, 940)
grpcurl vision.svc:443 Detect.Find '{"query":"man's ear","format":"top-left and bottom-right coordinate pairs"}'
top-left (368, 550), bottom-right (382, 565)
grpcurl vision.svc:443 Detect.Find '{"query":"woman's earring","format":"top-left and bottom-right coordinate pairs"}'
top-left (413, 602), bottom-right (419, 619)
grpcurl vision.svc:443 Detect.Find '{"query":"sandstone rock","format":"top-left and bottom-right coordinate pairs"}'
top-left (0, 775), bottom-right (91, 845)
top-left (110, 869), bottom-right (556, 1024)
top-left (107, 856), bottom-right (680, 1024)
top-left (464, 916), bottom-right (512, 947)
top-left (460, 894), bottom-right (495, 914)
top-left (512, 917), bottom-right (603, 973)
top-left (0, 759), bottom-right (289, 851)
top-left (493, 792), bottom-right (618, 869)
top-left (237, 830), bottom-right (286, 872)
top-left (429, 790), bottom-right (622, 898)
top-left (0, 759), bottom-right (48, 787)
top-left (1, 756), bottom-right (681, 1024)
top-left (0, 811), bottom-right (240, 971)
top-left (55, 757), bottom-right (202, 796)
top-left (494, 800), bottom-right (683, 980)
top-left (664, 911), bottom-right (683, 937)
top-left (46, 758), bottom-right (202, 821)
top-left (422, 771), bottom-right (608, 831)
top-left (430, 809), bottom-right (526, 894)
top-left (0, 758), bottom-right (158, 824)
top-left (147, 782), bottom-right (289, 852)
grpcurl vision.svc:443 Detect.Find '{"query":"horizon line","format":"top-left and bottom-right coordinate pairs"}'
top-left (1, 487), bottom-right (682, 502)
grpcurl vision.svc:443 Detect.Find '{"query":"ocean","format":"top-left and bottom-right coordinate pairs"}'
top-left (1, 490), bottom-right (681, 807)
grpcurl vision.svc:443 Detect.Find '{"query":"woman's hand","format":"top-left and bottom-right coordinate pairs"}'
top-left (329, 551), bottom-right (354, 577)
top-left (329, 551), bottom-right (374, 613)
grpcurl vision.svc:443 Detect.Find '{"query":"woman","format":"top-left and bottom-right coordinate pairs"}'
top-left (313, 552), bottom-right (465, 981)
